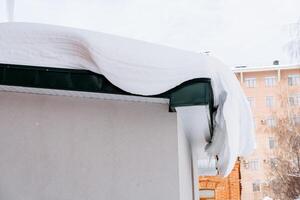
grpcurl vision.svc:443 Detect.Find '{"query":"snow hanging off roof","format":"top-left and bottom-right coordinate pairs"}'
top-left (0, 22), bottom-right (255, 178)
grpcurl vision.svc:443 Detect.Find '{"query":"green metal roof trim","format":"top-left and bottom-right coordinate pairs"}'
top-left (0, 63), bottom-right (214, 114)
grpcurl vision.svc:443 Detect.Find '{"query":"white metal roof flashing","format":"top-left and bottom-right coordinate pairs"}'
top-left (0, 85), bottom-right (169, 104)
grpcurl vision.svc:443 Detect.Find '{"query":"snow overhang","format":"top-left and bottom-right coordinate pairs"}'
top-left (0, 22), bottom-right (256, 199)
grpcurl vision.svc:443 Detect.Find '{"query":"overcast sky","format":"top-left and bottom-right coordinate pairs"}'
top-left (1, 0), bottom-right (300, 67)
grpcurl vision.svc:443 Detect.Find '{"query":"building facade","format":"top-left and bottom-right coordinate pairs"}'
top-left (199, 63), bottom-right (300, 200)
top-left (234, 64), bottom-right (300, 200)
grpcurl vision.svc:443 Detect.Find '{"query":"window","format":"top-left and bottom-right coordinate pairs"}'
top-left (265, 76), bottom-right (277, 87)
top-left (288, 94), bottom-right (300, 106)
top-left (247, 97), bottom-right (255, 107)
top-left (268, 137), bottom-right (276, 149)
top-left (199, 190), bottom-right (215, 199)
top-left (252, 180), bottom-right (261, 192)
top-left (266, 117), bottom-right (276, 128)
top-left (270, 158), bottom-right (278, 169)
top-left (245, 78), bottom-right (256, 88)
top-left (249, 159), bottom-right (260, 170)
top-left (288, 74), bottom-right (300, 86)
top-left (266, 96), bottom-right (274, 108)
top-left (292, 115), bottom-right (300, 125)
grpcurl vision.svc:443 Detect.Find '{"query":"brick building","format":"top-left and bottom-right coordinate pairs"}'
top-left (234, 63), bottom-right (300, 200)
top-left (199, 63), bottom-right (300, 200)
top-left (199, 161), bottom-right (241, 200)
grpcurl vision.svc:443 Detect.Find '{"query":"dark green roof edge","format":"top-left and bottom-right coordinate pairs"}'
top-left (0, 63), bottom-right (214, 115)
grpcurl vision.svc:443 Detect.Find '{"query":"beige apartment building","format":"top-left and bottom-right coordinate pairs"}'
top-left (234, 63), bottom-right (300, 200)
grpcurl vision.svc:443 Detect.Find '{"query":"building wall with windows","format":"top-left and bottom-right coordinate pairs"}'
top-left (234, 64), bottom-right (300, 200)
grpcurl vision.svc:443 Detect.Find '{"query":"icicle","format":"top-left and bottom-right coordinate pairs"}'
top-left (6, 0), bottom-right (15, 22)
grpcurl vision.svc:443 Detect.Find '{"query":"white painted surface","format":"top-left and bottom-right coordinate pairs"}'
top-left (0, 85), bottom-right (169, 104)
top-left (177, 116), bottom-right (193, 200)
top-left (0, 91), bottom-right (181, 200)
top-left (176, 106), bottom-right (217, 200)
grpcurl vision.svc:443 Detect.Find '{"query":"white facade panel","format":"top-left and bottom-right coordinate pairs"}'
top-left (0, 91), bottom-right (183, 200)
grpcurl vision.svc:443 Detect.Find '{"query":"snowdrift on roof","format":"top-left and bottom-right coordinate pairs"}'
top-left (0, 22), bottom-right (255, 176)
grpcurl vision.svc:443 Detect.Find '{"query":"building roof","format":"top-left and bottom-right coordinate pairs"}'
top-left (0, 22), bottom-right (255, 178)
top-left (232, 64), bottom-right (300, 73)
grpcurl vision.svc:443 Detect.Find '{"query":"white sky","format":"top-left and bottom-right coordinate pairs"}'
top-left (1, 0), bottom-right (300, 67)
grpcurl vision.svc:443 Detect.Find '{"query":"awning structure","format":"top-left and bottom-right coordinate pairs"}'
top-left (0, 22), bottom-right (255, 200)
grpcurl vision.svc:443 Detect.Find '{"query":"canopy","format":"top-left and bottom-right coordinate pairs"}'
top-left (0, 22), bottom-right (255, 176)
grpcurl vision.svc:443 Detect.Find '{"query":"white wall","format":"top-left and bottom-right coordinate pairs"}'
top-left (0, 91), bottom-right (182, 200)
top-left (177, 116), bottom-right (194, 200)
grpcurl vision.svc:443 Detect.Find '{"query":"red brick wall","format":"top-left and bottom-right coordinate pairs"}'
top-left (199, 161), bottom-right (241, 200)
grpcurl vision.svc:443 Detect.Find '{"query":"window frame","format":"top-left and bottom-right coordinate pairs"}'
top-left (270, 157), bottom-right (278, 169)
top-left (288, 94), bottom-right (300, 106)
top-left (245, 77), bottom-right (256, 88)
top-left (266, 96), bottom-right (274, 108)
top-left (292, 115), bottom-right (300, 125)
top-left (248, 159), bottom-right (260, 170)
top-left (266, 117), bottom-right (276, 128)
top-left (247, 97), bottom-right (255, 107)
top-left (288, 74), bottom-right (300, 86)
top-left (199, 189), bottom-right (215, 199)
top-left (264, 76), bottom-right (277, 87)
top-left (252, 180), bottom-right (261, 192)
top-left (268, 137), bottom-right (276, 149)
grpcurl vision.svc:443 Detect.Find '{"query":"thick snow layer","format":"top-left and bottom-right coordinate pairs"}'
top-left (0, 22), bottom-right (255, 176)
